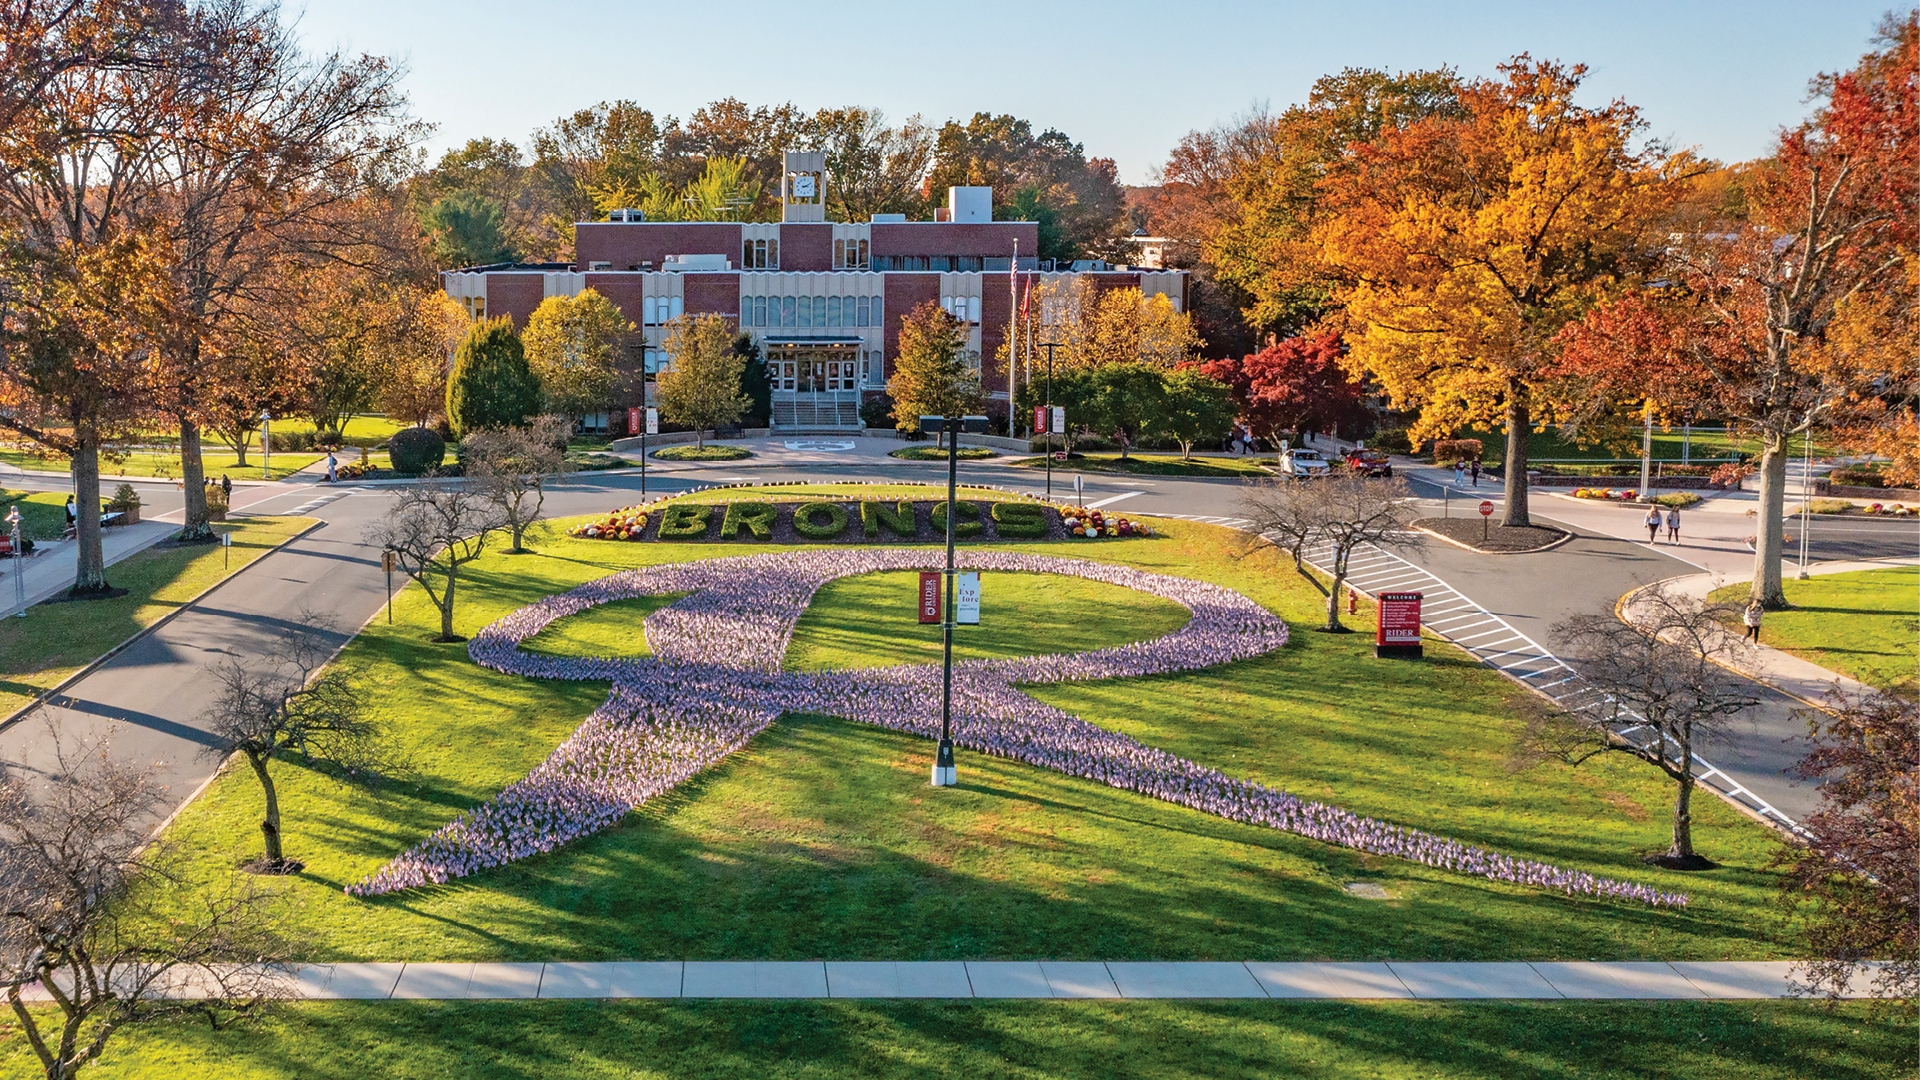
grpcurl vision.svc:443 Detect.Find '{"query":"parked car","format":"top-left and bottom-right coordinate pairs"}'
top-left (1278, 448), bottom-right (1332, 478)
top-left (1344, 449), bottom-right (1394, 477)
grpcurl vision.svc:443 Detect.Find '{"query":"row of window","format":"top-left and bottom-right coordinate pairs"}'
top-left (833, 238), bottom-right (869, 268)
top-left (744, 238), bottom-right (778, 269)
top-left (639, 296), bottom-right (685, 326)
top-left (941, 296), bottom-right (981, 324)
top-left (870, 256), bottom-right (1036, 273)
top-left (740, 294), bottom-right (883, 330)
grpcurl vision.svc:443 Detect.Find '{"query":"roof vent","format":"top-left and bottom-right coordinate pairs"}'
top-left (605, 208), bottom-right (645, 223)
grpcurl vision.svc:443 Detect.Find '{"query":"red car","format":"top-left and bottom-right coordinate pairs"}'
top-left (1344, 449), bottom-right (1394, 477)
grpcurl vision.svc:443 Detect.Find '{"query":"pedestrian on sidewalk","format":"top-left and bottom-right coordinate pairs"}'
top-left (1469, 459), bottom-right (1481, 487)
top-left (1742, 599), bottom-right (1763, 644)
top-left (221, 474), bottom-right (232, 499)
top-left (326, 451), bottom-right (337, 483)
top-left (64, 495), bottom-right (76, 534)
top-left (1644, 506), bottom-right (1662, 542)
top-left (1665, 505), bottom-right (1681, 543)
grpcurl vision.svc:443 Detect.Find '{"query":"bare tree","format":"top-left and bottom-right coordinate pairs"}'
top-left (462, 415), bottom-right (571, 553)
top-left (1240, 474), bottom-right (1415, 631)
top-left (0, 728), bottom-right (286, 1080)
top-left (200, 614), bottom-right (397, 874)
top-left (364, 479), bottom-right (508, 642)
top-left (1522, 583), bottom-right (1762, 868)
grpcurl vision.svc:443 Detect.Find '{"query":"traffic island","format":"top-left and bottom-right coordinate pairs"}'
top-left (1411, 516), bottom-right (1573, 554)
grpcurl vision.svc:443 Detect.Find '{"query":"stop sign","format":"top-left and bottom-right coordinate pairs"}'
top-left (1478, 500), bottom-right (1494, 517)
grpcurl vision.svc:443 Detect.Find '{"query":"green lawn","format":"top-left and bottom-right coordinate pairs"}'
top-left (1016, 453), bottom-right (1272, 478)
top-left (0, 516), bottom-right (309, 718)
top-left (0, 447), bottom-right (325, 481)
top-left (0, 1000), bottom-right (1904, 1080)
top-left (1710, 567), bottom-right (1919, 691)
top-left (1447, 427), bottom-right (1841, 465)
top-left (0, 490), bottom-right (99, 542)
top-left (146, 490), bottom-right (1793, 967)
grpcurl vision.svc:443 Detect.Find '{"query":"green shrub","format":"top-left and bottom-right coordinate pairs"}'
top-left (104, 483), bottom-right (141, 512)
top-left (860, 500), bottom-right (915, 539)
top-left (888, 446), bottom-right (997, 461)
top-left (859, 392), bottom-right (894, 430)
top-left (1431, 438), bottom-right (1484, 463)
top-left (990, 500), bottom-right (1047, 538)
top-left (658, 502), bottom-right (713, 539)
top-left (1829, 467), bottom-right (1886, 488)
top-left (652, 445), bottom-right (751, 461)
top-left (1651, 492), bottom-right (1702, 508)
top-left (719, 501), bottom-right (775, 540)
top-left (1368, 427), bottom-right (1413, 453)
top-left (268, 428), bottom-right (316, 453)
top-left (1807, 498), bottom-right (1855, 515)
top-left (447, 316), bottom-right (542, 438)
top-left (930, 500), bottom-right (982, 538)
top-left (388, 427), bottom-right (447, 475)
top-left (793, 501), bottom-right (849, 540)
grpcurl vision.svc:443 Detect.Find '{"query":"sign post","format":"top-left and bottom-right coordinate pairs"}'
top-left (917, 571), bottom-right (941, 624)
top-left (1375, 591), bottom-right (1424, 659)
top-left (221, 529), bottom-right (233, 570)
top-left (1478, 499), bottom-right (1493, 543)
top-left (918, 414), bottom-right (989, 787)
top-left (6, 507), bottom-right (22, 618)
top-left (1074, 472), bottom-right (1084, 508)
top-left (381, 548), bottom-right (397, 624)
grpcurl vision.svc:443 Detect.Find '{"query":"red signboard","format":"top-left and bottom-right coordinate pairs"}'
top-left (627, 407), bottom-right (641, 436)
top-left (918, 571), bottom-right (942, 624)
top-left (1376, 591), bottom-right (1422, 646)
top-left (1478, 500), bottom-right (1494, 517)
top-left (1033, 405), bottom-right (1048, 433)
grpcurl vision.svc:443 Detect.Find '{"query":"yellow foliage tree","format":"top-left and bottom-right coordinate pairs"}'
top-left (522, 288), bottom-right (631, 420)
top-left (1008, 277), bottom-right (1200, 377)
top-left (1316, 57), bottom-right (1682, 526)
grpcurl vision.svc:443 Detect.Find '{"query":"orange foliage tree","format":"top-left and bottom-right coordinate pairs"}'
top-left (1315, 57), bottom-right (1684, 526)
top-left (1554, 16), bottom-right (1916, 605)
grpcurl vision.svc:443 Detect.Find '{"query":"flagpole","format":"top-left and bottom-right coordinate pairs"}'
top-left (1009, 239), bottom-right (1019, 436)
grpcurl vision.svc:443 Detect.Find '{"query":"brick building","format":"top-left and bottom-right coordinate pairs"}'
top-left (441, 151), bottom-right (1187, 432)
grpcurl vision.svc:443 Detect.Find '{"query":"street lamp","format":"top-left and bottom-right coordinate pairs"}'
top-left (919, 411), bottom-right (989, 788)
top-left (1797, 428), bottom-right (1811, 580)
top-left (259, 409), bottom-right (272, 478)
top-left (1038, 341), bottom-right (1062, 500)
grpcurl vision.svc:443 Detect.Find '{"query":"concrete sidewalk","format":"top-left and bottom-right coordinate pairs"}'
top-left (1, 522), bottom-right (176, 613)
top-left (71, 960), bottom-right (1879, 1002)
top-left (1632, 561), bottom-right (1911, 709)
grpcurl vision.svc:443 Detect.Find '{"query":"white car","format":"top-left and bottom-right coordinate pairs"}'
top-left (1278, 448), bottom-right (1331, 478)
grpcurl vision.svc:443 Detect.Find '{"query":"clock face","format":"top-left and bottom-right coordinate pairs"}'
top-left (793, 174), bottom-right (816, 198)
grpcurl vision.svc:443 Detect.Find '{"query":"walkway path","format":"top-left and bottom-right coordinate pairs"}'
top-left (94, 960), bottom-right (1872, 1001)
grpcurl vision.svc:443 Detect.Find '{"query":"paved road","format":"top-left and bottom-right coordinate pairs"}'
top-left (5, 453), bottom-right (1912, 832)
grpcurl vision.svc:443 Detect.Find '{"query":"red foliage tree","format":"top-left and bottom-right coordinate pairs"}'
top-left (1197, 331), bottom-right (1369, 444)
top-left (1769, 688), bottom-right (1917, 1011)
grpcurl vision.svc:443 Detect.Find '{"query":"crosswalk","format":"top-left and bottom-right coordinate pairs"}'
top-left (286, 491), bottom-right (348, 516)
top-left (1150, 514), bottom-right (1800, 833)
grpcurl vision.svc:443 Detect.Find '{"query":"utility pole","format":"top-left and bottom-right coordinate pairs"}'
top-left (1798, 427), bottom-right (1812, 579)
top-left (1638, 404), bottom-right (1652, 501)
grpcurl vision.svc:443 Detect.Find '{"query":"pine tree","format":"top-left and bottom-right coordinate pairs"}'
top-left (446, 316), bottom-right (542, 438)
top-left (887, 302), bottom-right (982, 439)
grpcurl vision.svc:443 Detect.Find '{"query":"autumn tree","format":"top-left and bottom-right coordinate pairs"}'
top-left (365, 479), bottom-right (509, 643)
top-left (522, 288), bottom-right (630, 420)
top-left (926, 113), bottom-right (1129, 261)
top-left (656, 313), bottom-right (750, 448)
top-left (887, 301), bottom-right (982, 441)
top-left (1317, 57), bottom-right (1682, 527)
top-left (1198, 332), bottom-right (1371, 446)
top-left (1025, 277), bottom-right (1201, 372)
top-left (1241, 474), bottom-right (1414, 632)
top-left (1553, 18), bottom-right (1915, 605)
top-left (374, 286), bottom-right (470, 428)
top-left (810, 106), bottom-right (934, 222)
top-left (1770, 687), bottom-right (1917, 1011)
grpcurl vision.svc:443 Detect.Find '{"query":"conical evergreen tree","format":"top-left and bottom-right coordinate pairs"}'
top-left (446, 316), bottom-right (542, 437)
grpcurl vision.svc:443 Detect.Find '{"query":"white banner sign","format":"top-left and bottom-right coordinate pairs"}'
top-left (645, 407), bottom-right (659, 435)
top-left (955, 571), bottom-right (981, 625)
top-left (1051, 406), bottom-right (1065, 434)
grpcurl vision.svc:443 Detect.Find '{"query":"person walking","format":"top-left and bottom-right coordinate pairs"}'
top-left (1665, 505), bottom-right (1681, 544)
top-left (1644, 506), bottom-right (1662, 543)
top-left (1452, 459), bottom-right (1466, 487)
top-left (1468, 459), bottom-right (1481, 487)
top-left (326, 451), bottom-right (338, 483)
top-left (64, 495), bottom-right (76, 535)
top-left (1742, 599), bottom-right (1764, 645)
top-left (220, 474), bottom-right (232, 501)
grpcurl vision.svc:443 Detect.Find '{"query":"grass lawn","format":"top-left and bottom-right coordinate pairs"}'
top-left (0, 446), bottom-right (325, 481)
top-left (0, 999), bottom-right (1905, 1080)
top-left (1446, 426), bottom-right (1841, 465)
top-left (0, 517), bottom-right (309, 719)
top-left (1710, 567), bottom-right (1919, 691)
top-left (147, 488), bottom-right (1796, 967)
top-left (1016, 452), bottom-right (1272, 478)
top-left (0, 490), bottom-right (101, 542)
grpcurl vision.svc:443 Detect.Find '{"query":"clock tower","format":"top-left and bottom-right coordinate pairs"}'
top-left (781, 150), bottom-right (826, 223)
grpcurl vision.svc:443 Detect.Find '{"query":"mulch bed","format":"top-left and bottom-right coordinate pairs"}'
top-left (1411, 516), bottom-right (1571, 554)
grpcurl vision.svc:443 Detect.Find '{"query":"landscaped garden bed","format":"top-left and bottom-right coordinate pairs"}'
top-left (566, 495), bottom-right (1156, 544)
top-left (1410, 517), bottom-right (1572, 553)
top-left (889, 445), bottom-right (998, 461)
top-left (143, 486), bottom-right (1798, 968)
top-left (1013, 452), bottom-right (1273, 478)
top-left (651, 445), bottom-right (753, 461)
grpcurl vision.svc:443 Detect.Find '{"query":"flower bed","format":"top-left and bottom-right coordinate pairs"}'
top-left (651, 445), bottom-right (752, 461)
top-left (1571, 488), bottom-right (1640, 501)
top-left (346, 549), bottom-right (1685, 909)
top-left (564, 497), bottom-right (1155, 544)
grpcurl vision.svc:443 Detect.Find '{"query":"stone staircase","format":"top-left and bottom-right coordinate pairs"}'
top-left (772, 394), bottom-right (861, 431)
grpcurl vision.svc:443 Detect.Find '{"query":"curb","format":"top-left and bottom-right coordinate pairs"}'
top-left (1409, 522), bottom-right (1576, 555)
top-left (1614, 578), bottom-right (1853, 719)
top-left (0, 517), bottom-right (324, 733)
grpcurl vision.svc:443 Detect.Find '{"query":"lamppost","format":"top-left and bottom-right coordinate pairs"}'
top-left (919, 410), bottom-right (988, 787)
top-left (1797, 427), bottom-right (1812, 580)
top-left (259, 409), bottom-right (272, 478)
top-left (5, 506), bottom-right (22, 618)
top-left (1039, 341), bottom-right (1061, 500)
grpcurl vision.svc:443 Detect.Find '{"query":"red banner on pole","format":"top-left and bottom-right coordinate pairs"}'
top-left (1376, 591), bottom-right (1422, 646)
top-left (627, 407), bottom-right (641, 436)
top-left (1033, 405), bottom-right (1047, 433)
top-left (918, 571), bottom-right (942, 624)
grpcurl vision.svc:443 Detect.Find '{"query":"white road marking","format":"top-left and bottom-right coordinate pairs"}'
top-left (1084, 491), bottom-right (1144, 510)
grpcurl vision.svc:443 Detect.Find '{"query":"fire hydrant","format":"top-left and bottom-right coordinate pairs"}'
top-left (1347, 586), bottom-right (1359, 615)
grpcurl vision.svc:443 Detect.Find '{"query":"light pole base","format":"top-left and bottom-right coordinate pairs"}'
top-left (930, 737), bottom-right (957, 787)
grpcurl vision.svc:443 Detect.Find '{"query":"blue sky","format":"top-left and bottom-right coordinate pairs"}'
top-left (292, 1), bottom-right (1896, 183)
